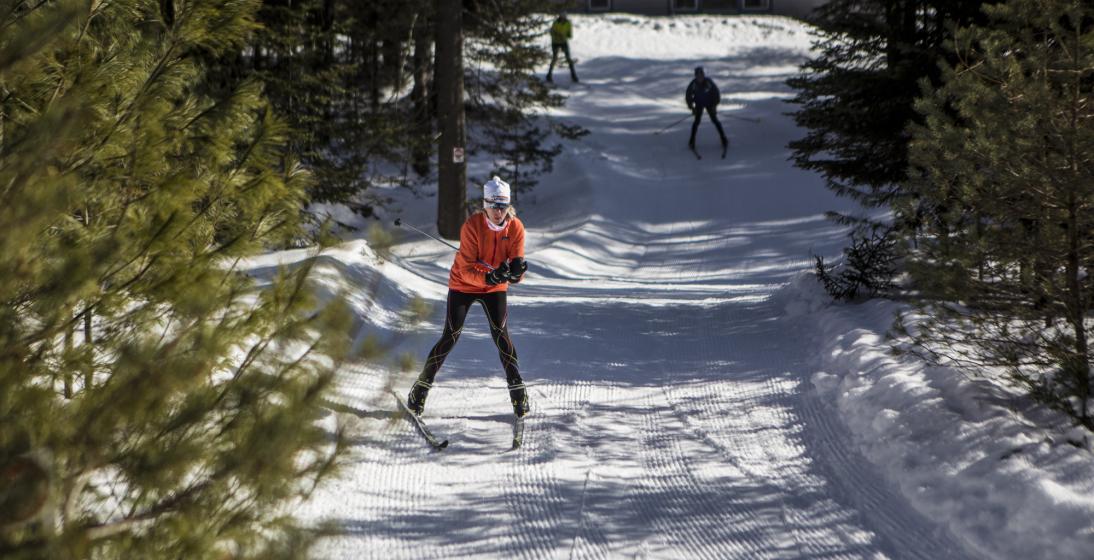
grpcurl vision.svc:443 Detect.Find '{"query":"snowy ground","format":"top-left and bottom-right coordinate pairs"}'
top-left (264, 14), bottom-right (1094, 559)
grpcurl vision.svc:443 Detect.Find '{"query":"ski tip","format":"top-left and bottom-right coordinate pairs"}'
top-left (436, 440), bottom-right (449, 450)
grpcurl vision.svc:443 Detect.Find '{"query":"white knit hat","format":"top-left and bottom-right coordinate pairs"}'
top-left (483, 176), bottom-right (511, 207)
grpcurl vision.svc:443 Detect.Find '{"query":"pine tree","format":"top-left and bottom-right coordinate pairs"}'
top-left (903, 0), bottom-right (1094, 427)
top-left (246, 0), bottom-right (374, 214)
top-left (465, 2), bottom-right (585, 206)
top-left (476, 107), bottom-right (562, 204)
top-left (788, 1), bottom-right (995, 300)
top-left (787, 0), bottom-right (991, 222)
top-left (225, 1), bottom-right (578, 227)
top-left (0, 0), bottom-right (351, 556)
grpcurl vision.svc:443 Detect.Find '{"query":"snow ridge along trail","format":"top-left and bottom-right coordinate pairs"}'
top-left (295, 15), bottom-right (977, 559)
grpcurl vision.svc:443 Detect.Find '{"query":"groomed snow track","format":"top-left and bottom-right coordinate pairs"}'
top-left (295, 14), bottom-right (978, 560)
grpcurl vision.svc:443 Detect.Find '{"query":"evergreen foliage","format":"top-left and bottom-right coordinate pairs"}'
top-left (814, 223), bottom-right (898, 300)
top-left (231, 0), bottom-right (579, 221)
top-left (901, 0), bottom-right (1094, 427)
top-left (0, 0), bottom-right (351, 556)
top-left (464, 2), bottom-right (587, 204)
top-left (235, 0), bottom-right (431, 218)
top-left (787, 0), bottom-right (992, 223)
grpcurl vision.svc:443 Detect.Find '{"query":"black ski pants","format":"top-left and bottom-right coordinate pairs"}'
top-left (547, 42), bottom-right (578, 81)
top-left (690, 104), bottom-right (727, 145)
top-left (418, 290), bottom-right (523, 387)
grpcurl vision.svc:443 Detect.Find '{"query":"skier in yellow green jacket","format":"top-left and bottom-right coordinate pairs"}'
top-left (546, 13), bottom-right (578, 83)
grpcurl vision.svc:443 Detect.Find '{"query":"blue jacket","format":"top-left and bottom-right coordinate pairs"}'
top-left (686, 78), bottom-right (720, 109)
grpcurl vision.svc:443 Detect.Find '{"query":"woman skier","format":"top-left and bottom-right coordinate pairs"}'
top-left (407, 176), bottom-right (531, 418)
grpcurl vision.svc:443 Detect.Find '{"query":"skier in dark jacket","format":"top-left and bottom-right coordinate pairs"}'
top-left (685, 66), bottom-right (727, 150)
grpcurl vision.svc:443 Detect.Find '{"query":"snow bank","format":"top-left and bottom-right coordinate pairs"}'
top-left (567, 14), bottom-right (814, 61)
top-left (778, 273), bottom-right (1094, 559)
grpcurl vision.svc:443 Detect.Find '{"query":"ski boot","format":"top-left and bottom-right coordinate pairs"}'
top-left (509, 383), bottom-right (530, 418)
top-left (406, 380), bottom-right (431, 416)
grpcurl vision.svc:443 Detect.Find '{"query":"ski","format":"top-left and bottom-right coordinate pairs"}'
top-left (391, 391), bottom-right (449, 450)
top-left (511, 416), bottom-right (525, 450)
top-left (721, 141), bottom-right (728, 159)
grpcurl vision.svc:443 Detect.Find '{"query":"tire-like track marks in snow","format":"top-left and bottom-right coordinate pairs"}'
top-left (296, 15), bottom-right (979, 556)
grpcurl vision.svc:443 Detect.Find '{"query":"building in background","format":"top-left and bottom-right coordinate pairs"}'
top-left (580, 0), bottom-right (826, 19)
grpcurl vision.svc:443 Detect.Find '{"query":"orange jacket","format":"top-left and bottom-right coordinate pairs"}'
top-left (448, 212), bottom-right (525, 293)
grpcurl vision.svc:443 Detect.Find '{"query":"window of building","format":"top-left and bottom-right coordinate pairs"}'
top-left (588, 0), bottom-right (611, 10)
top-left (702, 0), bottom-right (736, 10)
top-left (741, 0), bottom-right (771, 9)
top-left (673, 0), bottom-right (699, 11)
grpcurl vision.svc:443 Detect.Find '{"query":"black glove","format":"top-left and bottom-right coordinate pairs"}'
top-left (485, 261), bottom-right (511, 286)
top-left (507, 257), bottom-right (528, 283)
top-left (687, 103), bottom-right (695, 112)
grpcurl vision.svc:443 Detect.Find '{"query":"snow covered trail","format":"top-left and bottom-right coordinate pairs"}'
top-left (294, 15), bottom-right (979, 559)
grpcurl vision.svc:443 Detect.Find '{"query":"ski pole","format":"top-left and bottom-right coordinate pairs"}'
top-left (394, 218), bottom-right (496, 271)
top-left (394, 218), bottom-right (458, 252)
top-left (653, 113), bottom-right (692, 135)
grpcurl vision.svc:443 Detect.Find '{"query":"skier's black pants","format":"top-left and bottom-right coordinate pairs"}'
top-left (418, 290), bottom-right (522, 387)
top-left (547, 42), bottom-right (577, 80)
top-left (689, 105), bottom-right (726, 144)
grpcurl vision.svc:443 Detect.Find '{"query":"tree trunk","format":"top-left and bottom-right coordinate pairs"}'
top-left (0, 87), bottom-right (5, 154)
top-left (64, 322), bottom-right (73, 398)
top-left (382, 38), bottom-right (403, 91)
top-left (411, 14), bottom-right (433, 177)
top-left (82, 206), bottom-right (93, 390)
top-left (317, 0), bottom-right (335, 147)
top-left (370, 37), bottom-right (381, 112)
top-left (160, 0), bottom-right (175, 27)
top-left (435, 0), bottom-right (465, 240)
top-left (82, 306), bottom-right (92, 389)
top-left (885, 1), bottom-right (917, 71)
top-left (1065, 197), bottom-right (1091, 424)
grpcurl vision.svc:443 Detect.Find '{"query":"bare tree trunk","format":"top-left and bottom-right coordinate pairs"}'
top-left (885, 1), bottom-right (917, 70)
top-left (435, 0), bottom-right (465, 240)
top-left (64, 321), bottom-right (73, 398)
top-left (1065, 197), bottom-right (1091, 424)
top-left (382, 38), bottom-right (402, 91)
top-left (370, 38), bottom-right (381, 112)
top-left (82, 206), bottom-right (93, 390)
top-left (82, 306), bottom-right (92, 389)
top-left (0, 87), bottom-right (6, 152)
top-left (159, 0), bottom-right (175, 27)
top-left (411, 13), bottom-right (433, 177)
